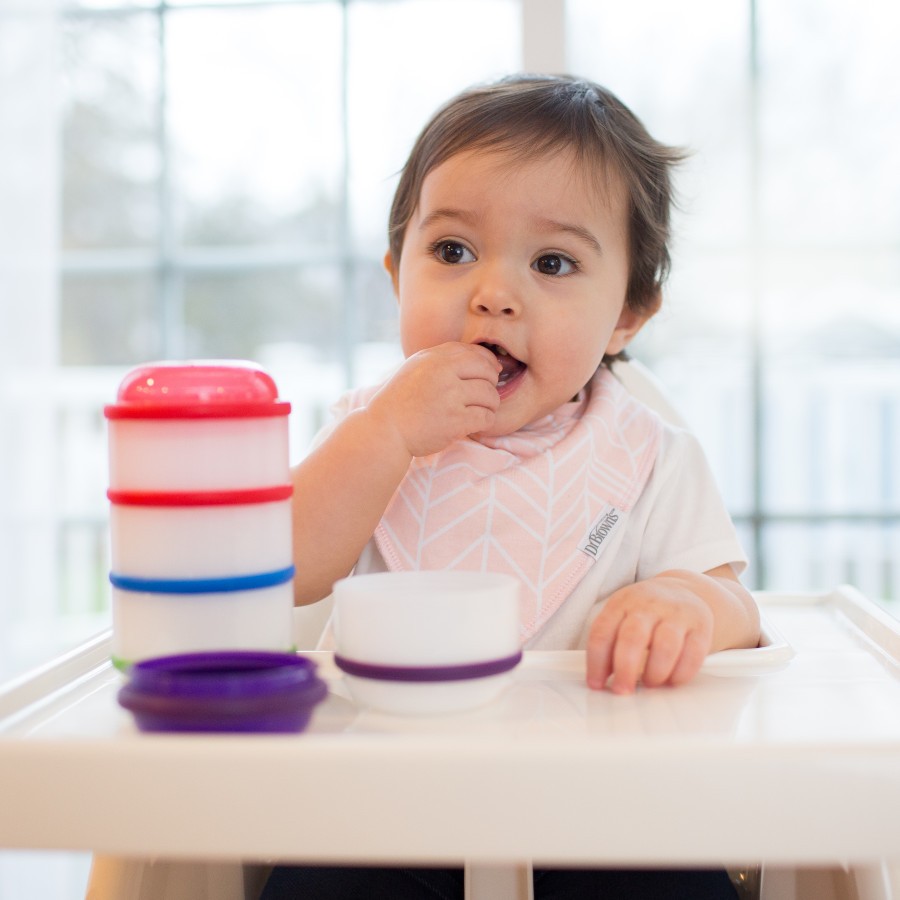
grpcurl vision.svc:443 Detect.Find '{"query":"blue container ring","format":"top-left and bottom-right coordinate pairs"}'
top-left (109, 565), bottom-right (295, 595)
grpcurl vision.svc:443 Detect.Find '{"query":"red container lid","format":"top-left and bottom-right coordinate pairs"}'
top-left (104, 361), bottom-right (291, 420)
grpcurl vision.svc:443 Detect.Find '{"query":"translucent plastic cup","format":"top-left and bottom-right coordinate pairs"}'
top-left (332, 571), bottom-right (522, 715)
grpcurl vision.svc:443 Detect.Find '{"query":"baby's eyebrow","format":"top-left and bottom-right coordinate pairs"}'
top-left (417, 207), bottom-right (480, 231)
top-left (536, 218), bottom-right (604, 256)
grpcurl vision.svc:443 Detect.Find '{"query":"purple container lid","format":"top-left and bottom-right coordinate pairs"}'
top-left (118, 651), bottom-right (327, 734)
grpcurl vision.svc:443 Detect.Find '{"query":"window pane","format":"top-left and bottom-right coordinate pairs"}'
top-left (756, 0), bottom-right (900, 563)
top-left (763, 522), bottom-right (900, 601)
top-left (168, 4), bottom-right (345, 248)
top-left (763, 358), bottom-right (900, 515)
top-left (61, 12), bottom-right (160, 250)
top-left (341, 257), bottom-right (401, 353)
top-left (63, 1), bottom-right (155, 8)
top-left (567, 0), bottom-right (755, 517)
top-left (567, 0), bottom-right (751, 247)
top-left (648, 351), bottom-right (755, 516)
top-left (758, 0), bottom-right (900, 245)
top-left (346, 0), bottom-right (521, 254)
top-left (183, 267), bottom-right (343, 359)
top-left (61, 272), bottom-right (159, 364)
top-left (0, 367), bottom-right (116, 680)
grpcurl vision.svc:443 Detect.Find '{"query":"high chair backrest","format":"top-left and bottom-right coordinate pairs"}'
top-left (610, 357), bottom-right (689, 429)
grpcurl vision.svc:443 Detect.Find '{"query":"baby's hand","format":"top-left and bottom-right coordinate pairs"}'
top-left (585, 573), bottom-right (715, 694)
top-left (368, 342), bottom-right (502, 458)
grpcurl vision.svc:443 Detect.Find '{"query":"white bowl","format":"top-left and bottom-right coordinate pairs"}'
top-left (111, 580), bottom-right (295, 669)
top-left (332, 571), bottom-right (522, 715)
top-left (109, 499), bottom-right (292, 579)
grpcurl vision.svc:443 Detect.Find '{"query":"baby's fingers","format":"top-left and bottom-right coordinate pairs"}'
top-left (632, 623), bottom-right (708, 689)
top-left (585, 607), bottom-right (623, 690)
top-left (608, 613), bottom-right (655, 694)
top-left (666, 629), bottom-right (709, 686)
top-left (586, 607), bottom-right (653, 693)
top-left (587, 613), bottom-right (706, 694)
top-left (640, 619), bottom-right (689, 687)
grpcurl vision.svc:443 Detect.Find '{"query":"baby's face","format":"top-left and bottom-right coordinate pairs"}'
top-left (391, 147), bottom-right (648, 436)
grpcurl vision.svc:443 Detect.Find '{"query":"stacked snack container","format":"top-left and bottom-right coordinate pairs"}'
top-left (105, 361), bottom-right (295, 668)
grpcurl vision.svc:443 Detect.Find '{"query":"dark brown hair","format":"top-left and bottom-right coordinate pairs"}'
top-left (388, 74), bottom-right (686, 317)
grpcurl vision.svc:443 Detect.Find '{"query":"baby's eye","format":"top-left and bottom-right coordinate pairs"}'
top-left (432, 240), bottom-right (475, 265)
top-left (533, 253), bottom-right (577, 276)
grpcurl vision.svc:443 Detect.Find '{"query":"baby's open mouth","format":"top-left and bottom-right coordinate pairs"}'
top-left (480, 342), bottom-right (527, 388)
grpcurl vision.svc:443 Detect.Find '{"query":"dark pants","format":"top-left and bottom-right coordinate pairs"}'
top-left (260, 864), bottom-right (738, 899)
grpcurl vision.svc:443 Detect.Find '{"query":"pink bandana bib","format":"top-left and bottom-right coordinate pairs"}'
top-left (341, 369), bottom-right (663, 641)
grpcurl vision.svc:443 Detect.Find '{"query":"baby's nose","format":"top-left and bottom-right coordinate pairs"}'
top-left (473, 298), bottom-right (517, 316)
top-left (470, 271), bottom-right (521, 317)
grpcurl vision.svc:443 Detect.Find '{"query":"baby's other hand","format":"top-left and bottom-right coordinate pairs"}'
top-left (585, 574), bottom-right (715, 695)
top-left (369, 342), bottom-right (502, 458)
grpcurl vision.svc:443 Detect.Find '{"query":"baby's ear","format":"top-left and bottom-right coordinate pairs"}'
top-left (606, 290), bottom-right (660, 356)
top-left (383, 250), bottom-right (399, 296)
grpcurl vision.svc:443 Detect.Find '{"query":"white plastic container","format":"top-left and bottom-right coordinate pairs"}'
top-left (105, 361), bottom-right (296, 668)
top-left (105, 361), bottom-right (291, 492)
top-left (111, 580), bottom-right (295, 667)
top-left (109, 497), bottom-right (293, 580)
top-left (108, 417), bottom-right (290, 492)
top-left (333, 571), bottom-right (522, 715)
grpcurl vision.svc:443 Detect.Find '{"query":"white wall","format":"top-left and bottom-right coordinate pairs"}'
top-left (0, 1), bottom-right (62, 668)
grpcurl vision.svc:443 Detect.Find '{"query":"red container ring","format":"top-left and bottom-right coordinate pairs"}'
top-left (107, 485), bottom-right (293, 507)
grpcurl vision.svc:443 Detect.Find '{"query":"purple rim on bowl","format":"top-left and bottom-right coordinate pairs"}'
top-left (333, 650), bottom-right (522, 683)
top-left (118, 650), bottom-right (327, 733)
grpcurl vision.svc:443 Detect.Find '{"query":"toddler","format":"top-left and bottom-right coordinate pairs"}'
top-left (267, 73), bottom-right (758, 900)
top-left (291, 73), bottom-right (759, 691)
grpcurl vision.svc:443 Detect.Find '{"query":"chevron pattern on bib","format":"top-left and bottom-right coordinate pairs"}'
top-left (373, 370), bottom-right (663, 640)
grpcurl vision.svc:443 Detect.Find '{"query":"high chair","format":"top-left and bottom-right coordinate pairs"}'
top-left (80, 360), bottom-right (900, 900)
top-left (84, 583), bottom-right (900, 900)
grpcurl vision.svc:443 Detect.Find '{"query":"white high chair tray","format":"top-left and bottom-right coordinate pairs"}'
top-left (1, 586), bottom-right (900, 869)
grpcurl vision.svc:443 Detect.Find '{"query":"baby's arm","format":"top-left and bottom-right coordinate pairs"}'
top-left (291, 342), bottom-right (502, 604)
top-left (585, 565), bottom-right (760, 694)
